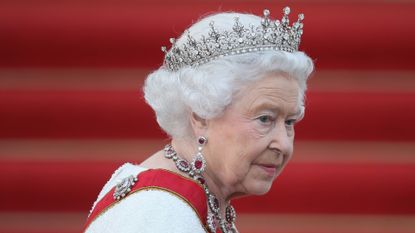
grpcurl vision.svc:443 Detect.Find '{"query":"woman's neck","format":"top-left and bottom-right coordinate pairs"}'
top-left (171, 138), bottom-right (233, 216)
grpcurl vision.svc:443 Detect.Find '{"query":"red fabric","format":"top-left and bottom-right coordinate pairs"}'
top-left (84, 169), bottom-right (207, 231)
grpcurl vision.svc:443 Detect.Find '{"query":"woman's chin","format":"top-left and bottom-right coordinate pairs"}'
top-left (247, 181), bottom-right (274, 196)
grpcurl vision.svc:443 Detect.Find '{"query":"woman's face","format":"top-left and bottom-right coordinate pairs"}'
top-left (204, 73), bottom-right (302, 197)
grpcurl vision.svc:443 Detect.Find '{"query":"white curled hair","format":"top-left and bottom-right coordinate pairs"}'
top-left (144, 12), bottom-right (314, 138)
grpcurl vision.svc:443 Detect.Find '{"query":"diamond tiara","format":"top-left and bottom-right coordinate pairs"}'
top-left (161, 6), bottom-right (305, 72)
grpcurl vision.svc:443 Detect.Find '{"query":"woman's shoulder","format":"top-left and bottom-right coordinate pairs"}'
top-left (85, 187), bottom-right (207, 233)
top-left (94, 163), bottom-right (148, 204)
top-left (84, 163), bottom-right (208, 233)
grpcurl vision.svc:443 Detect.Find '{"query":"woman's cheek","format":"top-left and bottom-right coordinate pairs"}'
top-left (250, 122), bottom-right (273, 138)
top-left (285, 125), bottom-right (295, 137)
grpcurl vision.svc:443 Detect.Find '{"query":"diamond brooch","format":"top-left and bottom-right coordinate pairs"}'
top-left (113, 175), bottom-right (138, 200)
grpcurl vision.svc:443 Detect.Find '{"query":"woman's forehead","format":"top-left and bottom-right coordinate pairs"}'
top-left (242, 96), bottom-right (302, 117)
top-left (237, 74), bottom-right (299, 99)
top-left (236, 72), bottom-right (297, 93)
top-left (231, 75), bottom-right (301, 113)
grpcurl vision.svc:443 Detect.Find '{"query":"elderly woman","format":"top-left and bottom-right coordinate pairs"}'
top-left (84, 6), bottom-right (313, 233)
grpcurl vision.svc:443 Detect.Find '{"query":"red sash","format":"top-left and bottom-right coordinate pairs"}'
top-left (84, 169), bottom-right (208, 232)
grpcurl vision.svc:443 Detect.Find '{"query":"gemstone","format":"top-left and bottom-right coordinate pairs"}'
top-left (198, 137), bottom-right (206, 145)
top-left (283, 6), bottom-right (290, 15)
top-left (207, 212), bottom-right (217, 232)
top-left (225, 205), bottom-right (236, 223)
top-left (195, 160), bottom-right (203, 169)
top-left (263, 9), bottom-right (270, 16)
top-left (208, 195), bottom-right (219, 214)
top-left (180, 160), bottom-right (189, 168)
top-left (275, 20), bottom-right (280, 26)
top-left (214, 197), bottom-right (219, 209)
top-left (197, 177), bottom-right (205, 185)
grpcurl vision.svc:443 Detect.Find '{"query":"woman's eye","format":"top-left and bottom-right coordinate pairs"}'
top-left (285, 119), bottom-right (297, 126)
top-left (258, 115), bottom-right (273, 124)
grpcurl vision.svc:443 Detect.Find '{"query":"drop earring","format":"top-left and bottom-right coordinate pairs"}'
top-left (191, 136), bottom-right (207, 174)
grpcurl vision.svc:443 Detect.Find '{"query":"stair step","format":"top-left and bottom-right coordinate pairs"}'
top-left (1, 90), bottom-right (414, 140)
top-left (0, 212), bottom-right (414, 233)
top-left (0, 2), bottom-right (414, 69)
top-left (1, 161), bottom-right (414, 214)
top-left (1, 69), bottom-right (415, 92)
top-left (1, 139), bottom-right (414, 164)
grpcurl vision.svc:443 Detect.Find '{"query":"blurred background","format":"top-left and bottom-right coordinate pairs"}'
top-left (1, 0), bottom-right (415, 232)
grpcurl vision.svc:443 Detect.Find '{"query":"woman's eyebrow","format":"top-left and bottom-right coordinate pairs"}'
top-left (248, 101), bottom-right (280, 114)
top-left (251, 101), bottom-right (303, 116)
top-left (289, 108), bottom-right (303, 117)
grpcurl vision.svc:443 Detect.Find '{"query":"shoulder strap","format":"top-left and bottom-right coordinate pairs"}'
top-left (84, 169), bottom-right (207, 231)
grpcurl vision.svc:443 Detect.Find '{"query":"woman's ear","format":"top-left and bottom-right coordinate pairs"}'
top-left (190, 112), bottom-right (208, 136)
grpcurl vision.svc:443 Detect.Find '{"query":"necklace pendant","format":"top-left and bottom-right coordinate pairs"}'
top-left (191, 152), bottom-right (206, 174)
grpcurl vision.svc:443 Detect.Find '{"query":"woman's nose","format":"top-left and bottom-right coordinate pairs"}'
top-left (269, 122), bottom-right (293, 156)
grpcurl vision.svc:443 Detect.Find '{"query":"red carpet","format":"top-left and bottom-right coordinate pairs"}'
top-left (0, 0), bottom-right (414, 232)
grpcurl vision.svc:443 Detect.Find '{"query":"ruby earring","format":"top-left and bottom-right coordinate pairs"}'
top-left (191, 136), bottom-right (207, 174)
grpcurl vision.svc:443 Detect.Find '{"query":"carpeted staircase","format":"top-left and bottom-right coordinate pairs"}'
top-left (1, 1), bottom-right (414, 232)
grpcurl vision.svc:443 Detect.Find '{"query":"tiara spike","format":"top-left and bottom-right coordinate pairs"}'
top-left (262, 9), bottom-right (271, 27)
top-left (294, 13), bottom-right (305, 33)
top-left (281, 6), bottom-right (291, 27)
top-left (283, 6), bottom-right (291, 15)
top-left (162, 6), bottom-right (304, 71)
top-left (263, 9), bottom-right (270, 17)
top-left (169, 38), bottom-right (176, 45)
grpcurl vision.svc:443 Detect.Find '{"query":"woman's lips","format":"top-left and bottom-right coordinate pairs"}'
top-left (257, 164), bottom-right (278, 176)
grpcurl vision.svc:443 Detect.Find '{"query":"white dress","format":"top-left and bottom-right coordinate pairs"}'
top-left (84, 163), bottom-right (208, 233)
